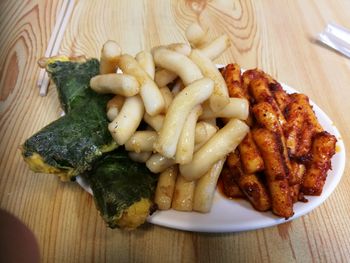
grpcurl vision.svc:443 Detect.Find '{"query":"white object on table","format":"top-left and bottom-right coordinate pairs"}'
top-left (317, 23), bottom-right (350, 58)
top-left (38, 0), bottom-right (75, 96)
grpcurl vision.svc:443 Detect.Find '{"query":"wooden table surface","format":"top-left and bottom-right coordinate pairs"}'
top-left (1, 0), bottom-right (350, 262)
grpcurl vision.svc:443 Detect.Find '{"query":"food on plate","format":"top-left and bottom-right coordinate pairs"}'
top-left (284, 93), bottom-right (324, 158)
top-left (154, 165), bottom-right (178, 210)
top-left (143, 113), bottom-right (164, 131)
top-left (146, 153), bottom-right (175, 174)
top-left (99, 40), bottom-right (121, 74)
top-left (108, 95), bottom-right (144, 145)
top-left (179, 119), bottom-right (249, 181)
top-left (193, 158), bottom-right (226, 213)
top-left (154, 78), bottom-right (214, 158)
top-left (22, 58), bottom-right (117, 181)
top-left (159, 86), bottom-right (174, 112)
top-left (189, 49), bottom-right (230, 111)
top-left (135, 51), bottom-right (155, 80)
top-left (301, 131), bottom-right (337, 195)
top-left (22, 22), bottom-right (338, 230)
top-left (221, 63), bottom-right (246, 99)
top-left (199, 34), bottom-right (231, 60)
top-left (106, 95), bottom-right (125, 121)
top-left (153, 47), bottom-right (203, 86)
top-left (154, 68), bottom-right (178, 87)
top-left (185, 22), bottom-right (210, 48)
top-left (171, 174), bottom-right (196, 212)
top-left (175, 105), bottom-right (202, 164)
top-left (237, 132), bottom-right (265, 175)
top-left (85, 149), bottom-right (157, 230)
top-left (219, 166), bottom-right (245, 198)
top-left (125, 131), bottom-right (158, 153)
top-left (199, 98), bottom-right (249, 120)
top-left (164, 43), bottom-right (192, 56)
top-left (152, 43), bottom-right (192, 88)
top-left (118, 54), bottom-right (165, 116)
top-left (90, 73), bottom-right (140, 96)
top-left (220, 64), bottom-right (337, 218)
top-left (226, 151), bottom-right (271, 212)
top-left (193, 121), bottom-right (218, 152)
top-left (22, 58), bottom-right (157, 229)
top-left (252, 128), bottom-right (294, 218)
top-left (128, 151), bottom-right (152, 163)
top-left (252, 101), bottom-right (296, 185)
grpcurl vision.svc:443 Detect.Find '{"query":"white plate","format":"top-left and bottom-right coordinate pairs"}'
top-left (77, 83), bottom-right (345, 233)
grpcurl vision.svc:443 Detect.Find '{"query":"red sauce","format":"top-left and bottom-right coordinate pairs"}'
top-left (217, 173), bottom-right (245, 200)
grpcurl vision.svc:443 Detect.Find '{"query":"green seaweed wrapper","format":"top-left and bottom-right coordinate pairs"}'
top-left (22, 58), bottom-right (117, 180)
top-left (22, 57), bottom-right (158, 229)
top-left (85, 149), bottom-right (157, 228)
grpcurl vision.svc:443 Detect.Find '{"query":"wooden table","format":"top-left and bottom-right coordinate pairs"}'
top-left (1, 0), bottom-right (350, 262)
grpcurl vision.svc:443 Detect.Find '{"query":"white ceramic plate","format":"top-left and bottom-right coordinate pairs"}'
top-left (77, 83), bottom-right (345, 233)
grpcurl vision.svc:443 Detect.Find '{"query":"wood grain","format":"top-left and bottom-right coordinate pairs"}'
top-left (1, 0), bottom-right (350, 262)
